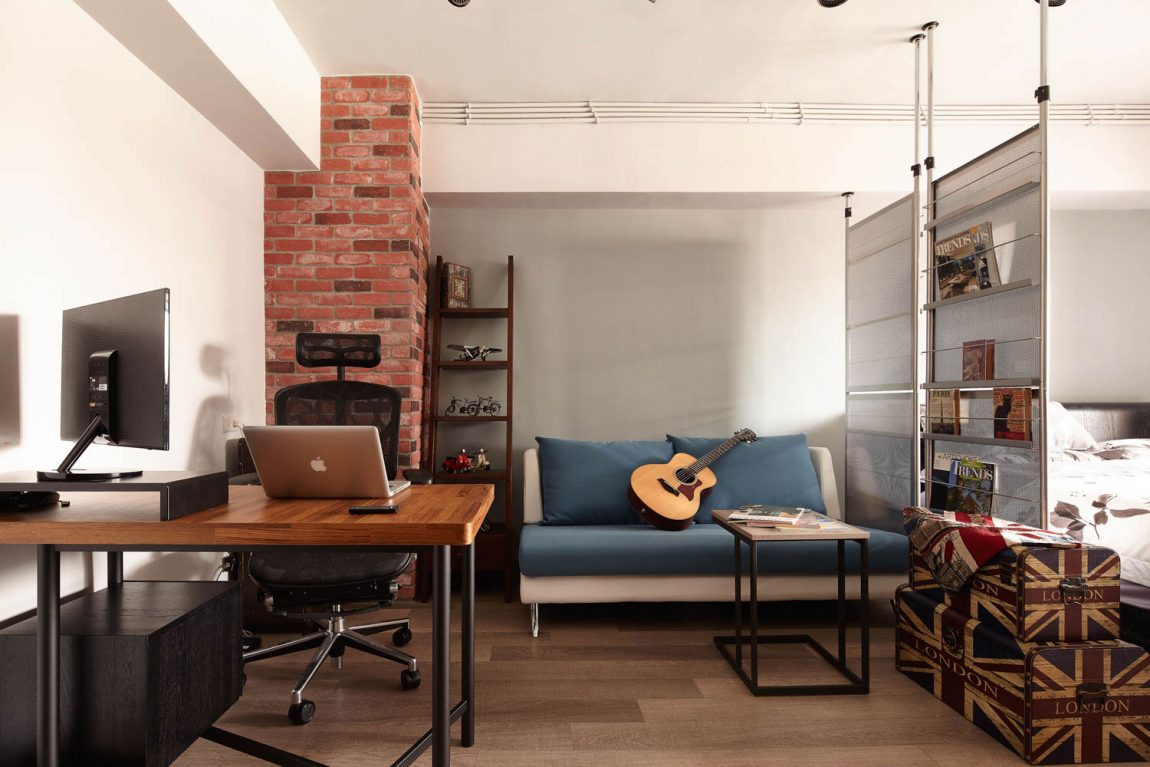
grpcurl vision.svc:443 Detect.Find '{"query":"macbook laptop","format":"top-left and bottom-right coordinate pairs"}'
top-left (243, 425), bottom-right (411, 499)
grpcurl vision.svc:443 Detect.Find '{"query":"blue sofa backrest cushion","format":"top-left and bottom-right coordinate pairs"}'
top-left (536, 437), bottom-right (673, 525)
top-left (667, 433), bottom-right (825, 523)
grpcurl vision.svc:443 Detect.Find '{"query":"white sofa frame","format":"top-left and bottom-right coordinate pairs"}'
top-left (520, 446), bottom-right (905, 636)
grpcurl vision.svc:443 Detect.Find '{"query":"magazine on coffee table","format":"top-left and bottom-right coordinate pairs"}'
top-left (725, 505), bottom-right (841, 529)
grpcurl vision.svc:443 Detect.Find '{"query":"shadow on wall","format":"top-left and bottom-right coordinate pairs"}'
top-left (0, 315), bottom-right (20, 450)
top-left (188, 343), bottom-right (233, 473)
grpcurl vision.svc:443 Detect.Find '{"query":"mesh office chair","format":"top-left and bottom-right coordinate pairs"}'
top-left (242, 333), bottom-right (421, 725)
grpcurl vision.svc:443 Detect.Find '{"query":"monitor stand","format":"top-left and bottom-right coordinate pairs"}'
top-left (37, 415), bottom-right (143, 482)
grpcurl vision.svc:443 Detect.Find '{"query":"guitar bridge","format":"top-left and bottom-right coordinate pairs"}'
top-left (657, 478), bottom-right (681, 497)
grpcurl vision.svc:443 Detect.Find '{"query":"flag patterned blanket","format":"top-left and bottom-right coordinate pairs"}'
top-left (902, 506), bottom-right (1082, 592)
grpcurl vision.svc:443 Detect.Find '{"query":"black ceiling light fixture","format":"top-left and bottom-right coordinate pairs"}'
top-left (1034, 0), bottom-right (1067, 4)
top-left (818, 0), bottom-right (849, 7)
top-left (448, 0), bottom-right (469, 6)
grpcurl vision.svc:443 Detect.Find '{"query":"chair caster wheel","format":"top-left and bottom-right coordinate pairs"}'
top-left (393, 626), bottom-right (413, 647)
top-left (288, 700), bottom-right (316, 725)
top-left (242, 635), bottom-right (261, 652)
top-left (401, 669), bottom-right (421, 690)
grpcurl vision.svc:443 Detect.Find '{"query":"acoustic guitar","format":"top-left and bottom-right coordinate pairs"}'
top-left (628, 429), bottom-right (758, 531)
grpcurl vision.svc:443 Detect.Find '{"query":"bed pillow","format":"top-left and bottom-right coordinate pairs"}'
top-left (1049, 401), bottom-right (1099, 451)
top-left (535, 437), bottom-right (672, 526)
top-left (666, 433), bottom-right (825, 523)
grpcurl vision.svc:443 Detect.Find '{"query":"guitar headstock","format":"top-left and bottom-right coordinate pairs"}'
top-left (734, 428), bottom-right (758, 443)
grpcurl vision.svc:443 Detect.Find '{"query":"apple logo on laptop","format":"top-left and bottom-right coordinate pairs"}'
top-left (310, 456), bottom-right (327, 473)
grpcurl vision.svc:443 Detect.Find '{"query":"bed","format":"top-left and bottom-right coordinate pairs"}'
top-left (1050, 403), bottom-right (1150, 649)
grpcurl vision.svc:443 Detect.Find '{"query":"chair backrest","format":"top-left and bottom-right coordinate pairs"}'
top-left (273, 333), bottom-right (401, 478)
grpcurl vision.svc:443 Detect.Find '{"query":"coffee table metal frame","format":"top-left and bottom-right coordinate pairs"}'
top-left (712, 521), bottom-right (870, 696)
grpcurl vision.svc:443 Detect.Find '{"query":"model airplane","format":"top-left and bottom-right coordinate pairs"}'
top-left (448, 344), bottom-right (503, 362)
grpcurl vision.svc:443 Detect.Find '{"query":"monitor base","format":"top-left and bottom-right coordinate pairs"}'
top-left (37, 469), bottom-right (144, 482)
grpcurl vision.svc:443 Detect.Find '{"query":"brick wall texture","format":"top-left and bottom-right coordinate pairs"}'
top-left (263, 76), bottom-right (429, 469)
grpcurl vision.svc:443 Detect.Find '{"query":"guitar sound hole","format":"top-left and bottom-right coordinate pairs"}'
top-left (674, 468), bottom-right (696, 485)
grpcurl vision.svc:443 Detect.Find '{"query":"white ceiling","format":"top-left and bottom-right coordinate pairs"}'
top-left (275, 0), bottom-right (1150, 104)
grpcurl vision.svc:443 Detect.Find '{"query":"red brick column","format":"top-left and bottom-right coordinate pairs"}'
top-left (263, 76), bottom-right (429, 468)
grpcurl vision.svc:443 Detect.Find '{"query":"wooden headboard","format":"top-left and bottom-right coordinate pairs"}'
top-left (1064, 403), bottom-right (1150, 442)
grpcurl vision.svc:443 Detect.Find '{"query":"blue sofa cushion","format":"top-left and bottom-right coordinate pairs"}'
top-left (520, 524), bottom-right (907, 577)
top-left (667, 433), bottom-right (825, 523)
top-left (536, 437), bottom-right (673, 525)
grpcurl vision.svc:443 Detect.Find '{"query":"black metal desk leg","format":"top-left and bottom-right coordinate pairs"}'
top-left (461, 542), bottom-right (475, 748)
top-left (107, 552), bottom-right (123, 587)
top-left (860, 539), bottom-right (870, 692)
top-left (37, 544), bottom-right (60, 767)
top-left (733, 535), bottom-right (742, 669)
top-left (432, 545), bottom-right (452, 767)
top-left (836, 539), bottom-right (846, 667)
top-left (748, 541), bottom-right (758, 686)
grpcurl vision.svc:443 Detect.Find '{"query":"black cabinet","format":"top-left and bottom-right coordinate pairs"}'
top-left (0, 581), bottom-right (241, 766)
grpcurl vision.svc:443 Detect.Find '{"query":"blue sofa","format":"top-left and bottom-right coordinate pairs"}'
top-left (519, 437), bottom-right (908, 637)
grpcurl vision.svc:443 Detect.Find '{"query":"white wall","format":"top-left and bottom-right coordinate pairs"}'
top-left (1051, 210), bottom-right (1150, 403)
top-left (429, 205), bottom-right (846, 520)
top-left (0, 0), bottom-right (266, 623)
top-left (424, 122), bottom-right (1150, 199)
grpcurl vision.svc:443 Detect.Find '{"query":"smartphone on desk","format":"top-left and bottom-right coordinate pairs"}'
top-left (348, 504), bottom-right (398, 515)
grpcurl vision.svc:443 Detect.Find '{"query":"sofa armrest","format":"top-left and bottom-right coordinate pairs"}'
top-left (524, 447), bottom-right (543, 525)
top-left (809, 446), bottom-right (841, 520)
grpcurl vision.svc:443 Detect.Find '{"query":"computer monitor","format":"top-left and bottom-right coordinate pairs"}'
top-left (38, 288), bottom-right (170, 481)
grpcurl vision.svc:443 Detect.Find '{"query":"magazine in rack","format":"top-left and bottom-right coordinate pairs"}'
top-left (933, 222), bottom-right (1001, 301)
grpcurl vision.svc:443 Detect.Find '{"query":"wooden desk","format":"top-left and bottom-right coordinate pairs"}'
top-left (0, 484), bottom-right (495, 767)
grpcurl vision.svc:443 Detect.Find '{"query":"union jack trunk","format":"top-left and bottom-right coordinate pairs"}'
top-left (909, 544), bottom-right (1122, 642)
top-left (896, 586), bottom-right (1150, 764)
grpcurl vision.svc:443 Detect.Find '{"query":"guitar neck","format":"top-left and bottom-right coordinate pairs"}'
top-left (688, 437), bottom-right (743, 473)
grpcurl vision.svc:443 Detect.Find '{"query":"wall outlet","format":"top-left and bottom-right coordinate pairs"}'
top-left (222, 416), bottom-right (244, 433)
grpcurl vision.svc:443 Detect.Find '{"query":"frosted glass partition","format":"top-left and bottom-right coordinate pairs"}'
top-left (923, 126), bottom-right (1045, 527)
top-left (845, 195), bottom-right (916, 532)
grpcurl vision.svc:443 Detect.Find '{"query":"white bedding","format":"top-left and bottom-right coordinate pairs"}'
top-left (1049, 456), bottom-right (1150, 588)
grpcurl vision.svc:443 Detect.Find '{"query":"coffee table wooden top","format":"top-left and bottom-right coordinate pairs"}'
top-left (0, 484), bottom-right (495, 548)
top-left (712, 509), bottom-right (870, 542)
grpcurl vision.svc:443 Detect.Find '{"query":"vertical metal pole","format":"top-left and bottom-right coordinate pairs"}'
top-left (432, 546), bottom-right (451, 767)
top-left (37, 545), bottom-right (60, 767)
top-left (107, 552), bottom-right (123, 587)
top-left (841, 191), bottom-right (853, 523)
top-left (910, 33), bottom-right (925, 506)
top-left (923, 22), bottom-right (938, 189)
top-left (1038, 0), bottom-right (1052, 528)
top-left (922, 21), bottom-right (939, 506)
top-left (461, 543), bottom-right (475, 748)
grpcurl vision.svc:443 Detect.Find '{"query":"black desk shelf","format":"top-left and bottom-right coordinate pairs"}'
top-left (0, 471), bottom-right (228, 521)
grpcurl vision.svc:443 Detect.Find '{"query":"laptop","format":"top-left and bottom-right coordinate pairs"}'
top-left (243, 425), bottom-right (411, 499)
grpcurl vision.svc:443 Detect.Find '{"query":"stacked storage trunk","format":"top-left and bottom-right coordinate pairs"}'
top-left (897, 543), bottom-right (1150, 764)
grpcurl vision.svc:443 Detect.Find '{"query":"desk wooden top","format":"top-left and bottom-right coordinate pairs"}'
top-left (0, 484), bottom-right (495, 548)
top-left (712, 509), bottom-right (870, 542)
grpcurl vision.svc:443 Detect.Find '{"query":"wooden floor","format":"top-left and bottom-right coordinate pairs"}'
top-left (174, 594), bottom-right (1100, 767)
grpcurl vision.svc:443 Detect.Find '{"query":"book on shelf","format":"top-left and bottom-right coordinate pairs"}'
top-left (993, 387), bottom-right (1033, 441)
top-left (962, 339), bottom-right (996, 381)
top-left (944, 456), bottom-right (997, 517)
top-left (928, 388), bottom-right (961, 436)
top-left (726, 505), bottom-right (836, 529)
top-left (442, 262), bottom-right (472, 309)
top-left (933, 222), bottom-right (1001, 301)
top-left (928, 451), bottom-right (965, 510)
